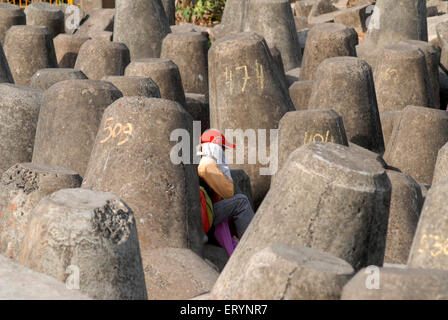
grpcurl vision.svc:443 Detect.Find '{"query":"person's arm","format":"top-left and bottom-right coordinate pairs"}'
top-left (198, 156), bottom-right (234, 199)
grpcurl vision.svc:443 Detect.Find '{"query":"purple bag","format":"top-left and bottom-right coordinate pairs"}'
top-left (213, 218), bottom-right (238, 256)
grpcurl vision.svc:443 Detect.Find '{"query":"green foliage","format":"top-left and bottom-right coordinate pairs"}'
top-left (176, 0), bottom-right (226, 26)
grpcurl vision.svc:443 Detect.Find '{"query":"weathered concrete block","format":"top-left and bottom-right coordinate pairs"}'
top-left (334, 5), bottom-right (371, 33)
top-left (285, 67), bottom-right (300, 87)
top-left (245, 0), bottom-right (301, 71)
top-left (24, 2), bottom-right (64, 38)
top-left (176, 22), bottom-right (211, 37)
top-left (214, 244), bottom-right (354, 300)
top-left (81, 0), bottom-right (115, 14)
top-left (0, 254), bottom-right (90, 300)
top-left (75, 39), bottom-right (130, 80)
top-left (113, 0), bottom-right (171, 60)
top-left (209, 32), bottom-right (294, 209)
top-left (289, 80), bottom-right (314, 110)
top-left (0, 163), bottom-right (82, 260)
top-left (357, 0), bottom-right (428, 69)
top-left (433, 142), bottom-right (448, 185)
top-left (384, 106), bottom-right (448, 185)
top-left (348, 142), bottom-right (387, 168)
top-left (75, 8), bottom-right (114, 37)
top-left (307, 0), bottom-right (340, 26)
top-left (18, 188), bottom-right (147, 300)
top-left (0, 84), bottom-right (42, 176)
top-left (429, 13), bottom-right (448, 48)
top-left (185, 93), bottom-right (209, 134)
top-left (440, 67), bottom-right (448, 110)
top-left (4, 25), bottom-right (58, 86)
top-left (161, 32), bottom-right (209, 95)
top-left (300, 23), bottom-right (358, 81)
top-left (309, 0), bottom-right (338, 17)
top-left (142, 248), bottom-right (218, 300)
top-left (210, 142), bottom-right (391, 299)
top-left (380, 111), bottom-right (400, 150)
top-left (437, 20), bottom-right (448, 74)
top-left (309, 57), bottom-right (385, 153)
top-left (203, 244), bottom-right (229, 272)
top-left (400, 40), bottom-right (441, 109)
top-left (125, 58), bottom-right (186, 107)
top-left (0, 3), bottom-right (25, 44)
top-left (81, 97), bottom-right (203, 256)
top-left (276, 109), bottom-right (349, 177)
top-left (384, 170), bottom-right (423, 265)
top-left (297, 28), bottom-right (309, 55)
top-left (30, 68), bottom-right (87, 91)
top-left (427, 5), bottom-right (439, 17)
top-left (0, 44), bottom-right (13, 84)
top-left (88, 30), bottom-right (113, 41)
top-left (53, 33), bottom-right (90, 69)
top-left (293, 0), bottom-right (316, 17)
top-left (161, 0), bottom-right (175, 25)
top-left (171, 24), bottom-right (195, 33)
top-left (294, 16), bottom-right (309, 31)
top-left (218, 0), bottom-right (300, 71)
top-left (342, 266), bottom-right (448, 300)
top-left (102, 75), bottom-right (161, 98)
top-left (32, 80), bottom-right (122, 177)
top-left (374, 44), bottom-right (435, 112)
top-left (408, 177), bottom-right (448, 270)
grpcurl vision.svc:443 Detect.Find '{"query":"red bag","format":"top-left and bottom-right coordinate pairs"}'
top-left (200, 186), bottom-right (214, 234)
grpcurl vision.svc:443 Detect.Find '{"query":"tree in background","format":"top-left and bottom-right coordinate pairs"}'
top-left (176, 0), bottom-right (226, 26)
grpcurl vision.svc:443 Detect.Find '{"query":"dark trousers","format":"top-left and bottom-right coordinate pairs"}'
top-left (213, 194), bottom-right (255, 238)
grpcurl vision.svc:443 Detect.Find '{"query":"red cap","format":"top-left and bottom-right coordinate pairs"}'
top-left (200, 130), bottom-right (235, 149)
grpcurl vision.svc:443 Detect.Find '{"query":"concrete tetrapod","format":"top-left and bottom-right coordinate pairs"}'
top-left (4, 25), bottom-right (58, 86)
top-left (75, 39), bottom-right (131, 80)
top-left (357, 0), bottom-right (428, 69)
top-left (374, 43), bottom-right (435, 112)
top-left (300, 23), bottom-right (358, 81)
top-left (81, 97), bottom-right (203, 268)
top-left (0, 3), bottom-right (25, 44)
top-left (125, 58), bottom-right (186, 107)
top-left (230, 244), bottom-right (354, 300)
top-left (53, 34), bottom-right (90, 68)
top-left (102, 76), bottom-right (161, 98)
top-left (211, 142), bottom-right (391, 299)
top-left (209, 32), bottom-right (294, 209)
top-left (0, 163), bottom-right (82, 260)
top-left (383, 170), bottom-right (423, 265)
top-left (18, 188), bottom-right (147, 300)
top-left (408, 177), bottom-right (448, 270)
top-left (342, 266), bottom-right (448, 300)
top-left (160, 32), bottom-right (209, 95)
top-left (308, 57), bottom-right (384, 153)
top-left (30, 68), bottom-right (87, 91)
top-left (384, 105), bottom-right (448, 185)
top-left (0, 84), bottom-right (42, 175)
top-left (32, 80), bottom-right (122, 177)
top-left (113, 0), bottom-right (171, 60)
top-left (24, 2), bottom-right (64, 38)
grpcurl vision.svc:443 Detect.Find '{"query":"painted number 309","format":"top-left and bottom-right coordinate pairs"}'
top-left (100, 117), bottom-right (133, 146)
